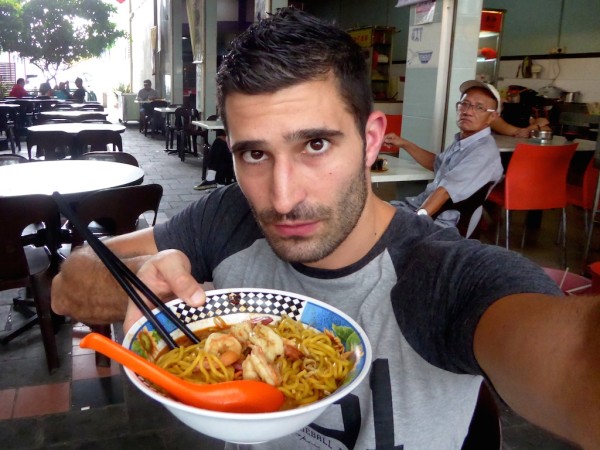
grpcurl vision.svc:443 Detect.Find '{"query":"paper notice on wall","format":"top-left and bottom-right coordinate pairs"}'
top-left (407, 22), bottom-right (440, 68)
top-left (415, 0), bottom-right (436, 24)
top-left (395, 0), bottom-right (423, 6)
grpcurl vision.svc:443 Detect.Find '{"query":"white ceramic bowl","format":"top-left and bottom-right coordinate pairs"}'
top-left (122, 288), bottom-right (372, 444)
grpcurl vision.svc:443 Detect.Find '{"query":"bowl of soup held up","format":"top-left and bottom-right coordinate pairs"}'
top-left (121, 288), bottom-right (372, 444)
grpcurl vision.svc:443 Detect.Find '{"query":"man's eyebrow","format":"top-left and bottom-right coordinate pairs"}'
top-left (230, 128), bottom-right (344, 154)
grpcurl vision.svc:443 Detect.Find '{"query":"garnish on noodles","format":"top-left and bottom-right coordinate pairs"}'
top-left (139, 315), bottom-right (358, 410)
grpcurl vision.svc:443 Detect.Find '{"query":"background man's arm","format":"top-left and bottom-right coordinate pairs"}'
top-left (474, 293), bottom-right (600, 448)
top-left (418, 186), bottom-right (450, 216)
top-left (383, 133), bottom-right (436, 171)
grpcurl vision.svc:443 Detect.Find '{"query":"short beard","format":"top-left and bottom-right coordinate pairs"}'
top-left (252, 163), bottom-right (368, 264)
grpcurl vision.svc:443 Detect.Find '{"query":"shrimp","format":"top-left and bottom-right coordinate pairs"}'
top-left (229, 321), bottom-right (253, 347)
top-left (248, 323), bottom-right (284, 362)
top-left (204, 332), bottom-right (243, 366)
top-left (242, 345), bottom-right (281, 386)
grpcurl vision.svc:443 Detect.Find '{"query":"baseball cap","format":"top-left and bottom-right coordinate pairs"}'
top-left (459, 80), bottom-right (502, 113)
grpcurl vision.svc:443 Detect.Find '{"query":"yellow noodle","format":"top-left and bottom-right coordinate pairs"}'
top-left (153, 315), bottom-right (354, 408)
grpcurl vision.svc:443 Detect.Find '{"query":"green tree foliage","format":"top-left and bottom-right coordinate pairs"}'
top-left (13, 0), bottom-right (125, 82)
top-left (0, 0), bottom-right (22, 51)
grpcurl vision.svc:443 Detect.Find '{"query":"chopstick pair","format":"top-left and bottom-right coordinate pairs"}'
top-left (52, 191), bottom-right (200, 349)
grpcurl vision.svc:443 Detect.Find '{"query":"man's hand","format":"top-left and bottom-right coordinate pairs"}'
top-left (123, 249), bottom-right (207, 332)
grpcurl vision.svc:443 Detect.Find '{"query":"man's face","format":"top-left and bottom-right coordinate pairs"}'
top-left (456, 88), bottom-right (498, 137)
top-left (225, 77), bottom-right (375, 267)
top-left (144, 82), bottom-right (151, 90)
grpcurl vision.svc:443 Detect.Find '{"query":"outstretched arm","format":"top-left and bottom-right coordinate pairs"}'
top-left (474, 293), bottom-right (600, 448)
top-left (383, 133), bottom-right (436, 171)
top-left (51, 228), bottom-right (206, 327)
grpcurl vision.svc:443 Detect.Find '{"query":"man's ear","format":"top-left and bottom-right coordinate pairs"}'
top-left (365, 111), bottom-right (386, 167)
top-left (487, 111), bottom-right (500, 126)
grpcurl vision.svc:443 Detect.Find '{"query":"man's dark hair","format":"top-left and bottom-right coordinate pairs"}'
top-left (16, 78), bottom-right (25, 84)
top-left (216, 7), bottom-right (372, 139)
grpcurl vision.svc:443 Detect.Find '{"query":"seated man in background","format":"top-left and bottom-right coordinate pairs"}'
top-left (384, 80), bottom-right (503, 234)
top-left (8, 78), bottom-right (29, 98)
top-left (136, 79), bottom-right (160, 132)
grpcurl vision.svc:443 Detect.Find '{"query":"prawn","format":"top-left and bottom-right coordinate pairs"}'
top-left (229, 321), bottom-right (253, 347)
top-left (248, 323), bottom-right (284, 362)
top-left (242, 345), bottom-right (281, 386)
top-left (204, 332), bottom-right (243, 366)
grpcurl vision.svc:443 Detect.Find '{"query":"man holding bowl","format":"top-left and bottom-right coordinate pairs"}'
top-left (53, 7), bottom-right (600, 450)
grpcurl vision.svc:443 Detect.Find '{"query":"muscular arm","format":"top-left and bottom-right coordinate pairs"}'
top-left (474, 293), bottom-right (600, 448)
top-left (52, 228), bottom-right (159, 324)
top-left (383, 133), bottom-right (436, 171)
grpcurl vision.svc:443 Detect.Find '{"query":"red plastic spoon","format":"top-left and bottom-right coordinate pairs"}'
top-left (80, 332), bottom-right (284, 413)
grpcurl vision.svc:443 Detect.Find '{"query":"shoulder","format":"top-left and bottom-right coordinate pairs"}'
top-left (154, 184), bottom-right (262, 279)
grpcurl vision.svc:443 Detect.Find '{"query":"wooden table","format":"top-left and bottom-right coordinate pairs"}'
top-left (191, 120), bottom-right (224, 130)
top-left (370, 156), bottom-right (434, 183)
top-left (0, 160), bottom-right (144, 199)
top-left (26, 123), bottom-right (126, 159)
top-left (28, 123), bottom-right (125, 135)
top-left (493, 134), bottom-right (595, 153)
top-left (38, 110), bottom-right (109, 122)
top-left (155, 107), bottom-right (179, 150)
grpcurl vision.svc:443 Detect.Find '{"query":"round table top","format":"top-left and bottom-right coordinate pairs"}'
top-left (27, 123), bottom-right (126, 134)
top-left (0, 160), bottom-right (144, 198)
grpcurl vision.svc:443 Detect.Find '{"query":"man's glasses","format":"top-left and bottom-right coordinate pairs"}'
top-left (455, 101), bottom-right (495, 114)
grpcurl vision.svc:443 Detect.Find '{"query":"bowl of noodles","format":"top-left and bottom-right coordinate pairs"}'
top-left (121, 288), bottom-right (372, 444)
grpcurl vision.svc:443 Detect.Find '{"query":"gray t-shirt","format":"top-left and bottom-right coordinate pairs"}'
top-left (153, 184), bottom-right (560, 449)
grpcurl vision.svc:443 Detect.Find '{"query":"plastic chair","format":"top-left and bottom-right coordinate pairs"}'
top-left (0, 194), bottom-right (61, 373)
top-left (567, 156), bottom-right (599, 234)
top-left (143, 100), bottom-right (168, 136)
top-left (78, 151), bottom-right (139, 166)
top-left (487, 143), bottom-right (578, 266)
top-left (433, 182), bottom-right (494, 238)
top-left (380, 114), bottom-right (403, 155)
top-left (62, 183), bottom-right (163, 366)
top-left (66, 183), bottom-right (163, 248)
top-left (26, 130), bottom-right (73, 160)
top-left (542, 267), bottom-right (592, 296)
top-left (76, 129), bottom-right (123, 153)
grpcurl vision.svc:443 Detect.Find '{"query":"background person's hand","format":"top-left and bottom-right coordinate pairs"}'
top-left (123, 249), bottom-right (207, 332)
top-left (383, 132), bottom-right (405, 148)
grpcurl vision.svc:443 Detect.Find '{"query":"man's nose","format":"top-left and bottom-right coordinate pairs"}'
top-left (270, 159), bottom-right (304, 215)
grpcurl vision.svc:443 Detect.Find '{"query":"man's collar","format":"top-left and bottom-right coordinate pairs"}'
top-left (455, 126), bottom-right (491, 145)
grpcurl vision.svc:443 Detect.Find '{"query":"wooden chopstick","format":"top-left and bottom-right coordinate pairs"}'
top-left (52, 191), bottom-right (200, 349)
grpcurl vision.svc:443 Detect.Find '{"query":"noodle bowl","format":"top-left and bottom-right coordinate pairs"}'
top-left (122, 288), bottom-right (372, 444)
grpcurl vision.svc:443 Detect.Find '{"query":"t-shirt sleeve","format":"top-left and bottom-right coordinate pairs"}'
top-left (153, 185), bottom-right (261, 283)
top-left (392, 237), bottom-right (562, 375)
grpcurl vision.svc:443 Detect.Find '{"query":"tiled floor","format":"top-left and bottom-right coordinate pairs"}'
top-left (0, 112), bottom-right (593, 449)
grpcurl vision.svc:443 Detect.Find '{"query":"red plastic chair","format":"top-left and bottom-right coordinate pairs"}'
top-left (487, 143), bottom-right (578, 266)
top-left (380, 114), bottom-right (402, 155)
top-left (567, 156), bottom-right (599, 233)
